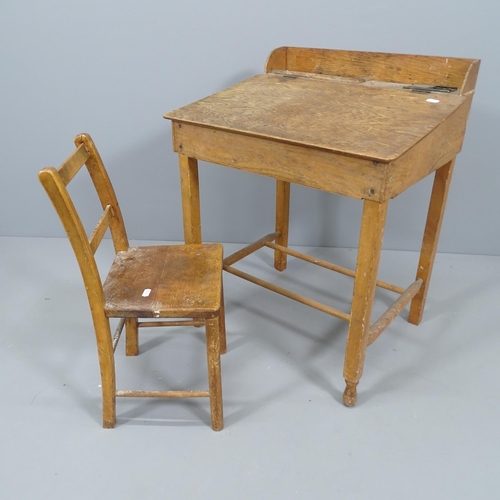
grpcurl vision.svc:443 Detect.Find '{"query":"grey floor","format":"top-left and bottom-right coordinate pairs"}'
top-left (1, 236), bottom-right (499, 499)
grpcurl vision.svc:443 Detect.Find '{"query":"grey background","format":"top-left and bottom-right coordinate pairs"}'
top-left (1, 0), bottom-right (498, 254)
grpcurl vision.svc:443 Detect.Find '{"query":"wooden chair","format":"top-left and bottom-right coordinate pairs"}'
top-left (38, 133), bottom-right (225, 430)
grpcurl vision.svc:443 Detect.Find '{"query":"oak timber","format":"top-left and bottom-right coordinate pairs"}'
top-left (165, 46), bottom-right (479, 407)
top-left (265, 46), bottom-right (479, 93)
top-left (39, 134), bottom-right (226, 431)
top-left (166, 73), bottom-right (467, 163)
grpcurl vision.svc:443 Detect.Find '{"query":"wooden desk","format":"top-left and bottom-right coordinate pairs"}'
top-left (164, 47), bottom-right (479, 406)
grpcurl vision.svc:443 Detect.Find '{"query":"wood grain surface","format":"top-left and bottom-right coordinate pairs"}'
top-left (165, 73), bottom-right (467, 162)
top-left (265, 46), bottom-right (479, 93)
top-left (104, 244), bottom-right (223, 318)
top-left (165, 46), bottom-right (479, 407)
top-left (40, 134), bottom-right (226, 430)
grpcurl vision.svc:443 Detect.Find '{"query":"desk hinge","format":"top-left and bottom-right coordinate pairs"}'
top-left (403, 85), bottom-right (458, 94)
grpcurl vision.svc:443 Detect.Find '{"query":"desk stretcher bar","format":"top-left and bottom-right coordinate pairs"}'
top-left (224, 264), bottom-right (351, 322)
top-left (223, 233), bottom-right (422, 342)
top-left (367, 278), bottom-right (423, 345)
top-left (265, 241), bottom-right (405, 294)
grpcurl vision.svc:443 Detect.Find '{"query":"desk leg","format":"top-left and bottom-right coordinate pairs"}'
top-left (343, 199), bottom-right (388, 406)
top-left (408, 159), bottom-right (455, 325)
top-left (179, 154), bottom-right (202, 244)
top-left (274, 180), bottom-right (290, 271)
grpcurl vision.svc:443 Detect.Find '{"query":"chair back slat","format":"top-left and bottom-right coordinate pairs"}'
top-left (58, 143), bottom-right (90, 186)
top-left (89, 205), bottom-right (113, 254)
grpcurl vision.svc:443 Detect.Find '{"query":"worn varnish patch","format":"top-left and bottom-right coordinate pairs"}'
top-left (103, 244), bottom-right (223, 318)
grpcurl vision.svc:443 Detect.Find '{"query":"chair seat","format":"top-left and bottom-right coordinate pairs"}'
top-left (103, 244), bottom-right (223, 319)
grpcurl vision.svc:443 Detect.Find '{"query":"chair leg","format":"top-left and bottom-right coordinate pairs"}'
top-left (274, 180), bottom-right (290, 271)
top-left (206, 317), bottom-right (223, 431)
top-left (101, 379), bottom-right (116, 429)
top-left (408, 159), bottom-right (456, 325)
top-left (219, 282), bottom-right (227, 355)
top-left (94, 318), bottom-right (117, 428)
top-left (125, 318), bottom-right (139, 356)
top-left (343, 199), bottom-right (388, 406)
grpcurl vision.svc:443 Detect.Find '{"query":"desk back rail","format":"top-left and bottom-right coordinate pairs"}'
top-left (265, 47), bottom-right (480, 96)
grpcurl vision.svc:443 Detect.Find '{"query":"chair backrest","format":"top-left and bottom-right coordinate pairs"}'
top-left (39, 133), bottom-right (129, 308)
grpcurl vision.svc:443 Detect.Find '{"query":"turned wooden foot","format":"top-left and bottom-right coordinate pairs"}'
top-left (343, 381), bottom-right (358, 407)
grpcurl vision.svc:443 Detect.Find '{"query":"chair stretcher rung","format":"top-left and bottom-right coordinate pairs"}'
top-left (138, 320), bottom-right (205, 328)
top-left (224, 265), bottom-right (350, 322)
top-left (266, 241), bottom-right (405, 294)
top-left (112, 319), bottom-right (205, 351)
top-left (367, 279), bottom-right (423, 346)
top-left (223, 232), bottom-right (280, 266)
top-left (116, 390), bottom-right (209, 398)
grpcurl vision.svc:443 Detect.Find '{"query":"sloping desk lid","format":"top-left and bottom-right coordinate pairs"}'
top-left (164, 73), bottom-right (468, 163)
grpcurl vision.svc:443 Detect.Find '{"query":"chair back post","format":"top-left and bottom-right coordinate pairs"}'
top-left (74, 133), bottom-right (129, 253)
top-left (39, 166), bottom-right (105, 305)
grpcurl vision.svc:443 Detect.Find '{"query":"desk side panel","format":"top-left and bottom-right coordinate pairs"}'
top-left (171, 122), bottom-right (386, 201)
top-left (384, 95), bottom-right (473, 200)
